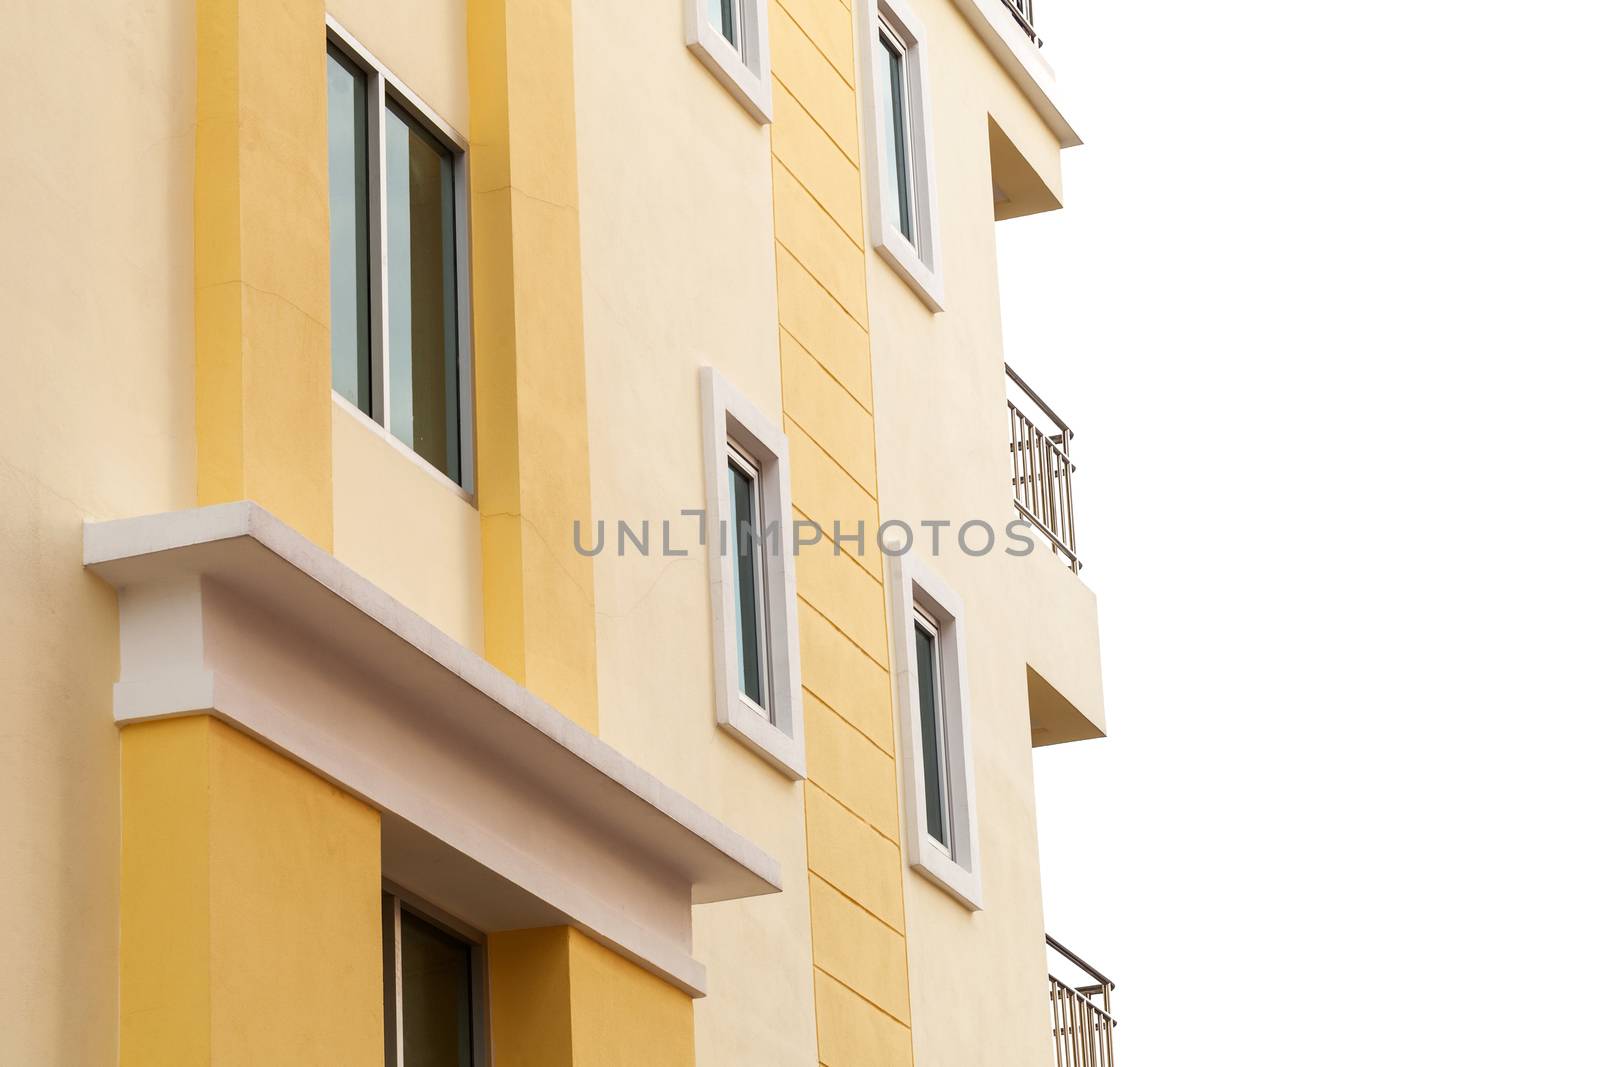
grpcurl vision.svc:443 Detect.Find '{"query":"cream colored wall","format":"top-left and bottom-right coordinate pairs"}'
top-left (332, 401), bottom-right (486, 652)
top-left (866, 4), bottom-right (1079, 1067)
top-left (0, 3), bottom-right (195, 1062)
top-left (575, 2), bottom-right (1087, 1065)
top-left (327, 0), bottom-right (470, 132)
top-left (0, 0), bottom-right (1087, 1062)
top-left (568, 4), bottom-right (819, 1065)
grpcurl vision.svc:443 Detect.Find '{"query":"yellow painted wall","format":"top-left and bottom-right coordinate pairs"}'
top-left (332, 400), bottom-right (486, 652)
top-left (120, 716), bottom-right (384, 1066)
top-left (489, 926), bottom-right (695, 1067)
top-left (864, 5), bottom-right (1074, 1066)
top-left (767, 1), bottom-right (919, 1063)
top-left (575, 2), bottom-right (1081, 1065)
top-left (328, 0), bottom-right (470, 132)
top-left (194, 0), bottom-right (334, 548)
top-left (569, 0), bottom-right (821, 1063)
top-left (468, 0), bottom-right (600, 730)
top-left (0, 0), bottom-right (1087, 1063)
top-left (0, 2), bottom-right (196, 1059)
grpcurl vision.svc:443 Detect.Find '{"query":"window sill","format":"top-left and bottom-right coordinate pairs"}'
top-left (332, 391), bottom-right (476, 507)
top-left (685, 6), bottom-right (773, 124)
top-left (908, 836), bottom-right (984, 911)
top-left (873, 227), bottom-right (946, 312)
top-left (717, 693), bottom-right (806, 780)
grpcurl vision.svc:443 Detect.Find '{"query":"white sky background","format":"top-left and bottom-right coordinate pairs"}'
top-left (1009, 0), bottom-right (1600, 1061)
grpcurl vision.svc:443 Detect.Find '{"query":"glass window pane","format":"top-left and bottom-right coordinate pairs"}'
top-left (385, 102), bottom-right (461, 484)
top-left (327, 48), bottom-right (371, 413)
top-left (399, 910), bottom-right (474, 1067)
top-left (915, 621), bottom-right (948, 847)
top-left (878, 33), bottom-right (914, 242)
top-left (715, 0), bottom-right (739, 46)
top-left (728, 459), bottom-right (766, 711)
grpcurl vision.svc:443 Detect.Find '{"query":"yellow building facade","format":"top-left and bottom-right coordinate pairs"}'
top-left (0, 0), bottom-right (1108, 1063)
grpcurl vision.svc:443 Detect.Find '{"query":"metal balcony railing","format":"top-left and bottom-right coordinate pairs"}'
top-left (1002, 0), bottom-right (1042, 44)
top-left (1006, 364), bottom-right (1081, 572)
top-left (1046, 935), bottom-right (1116, 1067)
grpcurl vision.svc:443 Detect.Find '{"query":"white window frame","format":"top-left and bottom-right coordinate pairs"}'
top-left (685, 0), bottom-right (773, 123)
top-left (858, 0), bottom-right (945, 311)
top-left (888, 552), bottom-right (981, 908)
top-left (327, 16), bottom-right (477, 498)
top-left (700, 366), bottom-right (805, 779)
top-left (725, 441), bottom-right (774, 709)
top-left (381, 882), bottom-right (489, 1067)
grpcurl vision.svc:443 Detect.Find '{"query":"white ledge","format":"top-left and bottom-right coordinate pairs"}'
top-left (951, 0), bottom-right (1082, 149)
top-left (85, 502), bottom-right (782, 997)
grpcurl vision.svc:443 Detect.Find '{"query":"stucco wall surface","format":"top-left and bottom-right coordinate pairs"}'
top-left (0, 3), bottom-right (196, 1061)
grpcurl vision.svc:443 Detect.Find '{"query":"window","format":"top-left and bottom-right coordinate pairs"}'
top-left (382, 890), bottom-right (485, 1067)
top-left (913, 607), bottom-right (952, 850)
top-left (700, 367), bottom-right (805, 778)
top-left (327, 20), bottom-right (475, 493)
top-left (714, 0), bottom-right (740, 47)
top-left (888, 553), bottom-right (981, 908)
top-left (859, 0), bottom-right (944, 310)
top-left (727, 445), bottom-right (770, 709)
top-left (685, 0), bottom-right (773, 122)
top-left (877, 28), bottom-right (915, 242)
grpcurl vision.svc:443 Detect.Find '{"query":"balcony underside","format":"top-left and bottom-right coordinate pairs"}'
top-left (83, 502), bottom-right (781, 997)
top-left (1015, 536), bottom-right (1107, 746)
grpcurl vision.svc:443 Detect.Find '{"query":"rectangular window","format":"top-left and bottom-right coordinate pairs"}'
top-left (384, 104), bottom-right (461, 483)
top-left (382, 892), bottom-right (483, 1067)
top-left (889, 554), bottom-right (982, 909)
top-left (877, 28), bottom-right (915, 243)
top-left (860, 0), bottom-right (944, 310)
top-left (701, 367), bottom-right (805, 779)
top-left (685, 0), bottom-right (773, 122)
top-left (327, 25), bottom-right (474, 492)
top-left (727, 446), bottom-right (770, 713)
top-left (913, 608), bottom-right (951, 849)
top-left (327, 47), bottom-right (371, 413)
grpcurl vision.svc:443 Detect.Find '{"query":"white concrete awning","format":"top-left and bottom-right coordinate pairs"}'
top-left (85, 502), bottom-right (781, 997)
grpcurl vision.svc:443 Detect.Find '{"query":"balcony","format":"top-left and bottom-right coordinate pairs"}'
top-left (1002, 0), bottom-right (1042, 44)
top-left (1006, 363), bottom-right (1080, 573)
top-left (1046, 935), bottom-right (1117, 1066)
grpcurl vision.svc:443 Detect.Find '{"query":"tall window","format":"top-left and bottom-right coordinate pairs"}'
top-left (328, 47), bottom-right (372, 413)
top-left (913, 607), bottom-right (952, 850)
top-left (860, 0), bottom-right (944, 310)
top-left (327, 24), bottom-right (474, 491)
top-left (700, 367), bottom-right (806, 779)
top-left (888, 554), bottom-right (981, 909)
top-left (877, 27), bottom-right (915, 243)
top-left (727, 445), bottom-right (770, 712)
top-left (382, 892), bottom-right (483, 1067)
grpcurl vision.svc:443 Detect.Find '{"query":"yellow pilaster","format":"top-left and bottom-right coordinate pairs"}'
top-left (194, 0), bottom-right (333, 548)
top-left (119, 716), bottom-right (383, 1066)
top-left (488, 927), bottom-right (695, 1067)
top-left (770, 0), bottom-right (916, 1063)
top-left (467, 0), bottom-right (599, 730)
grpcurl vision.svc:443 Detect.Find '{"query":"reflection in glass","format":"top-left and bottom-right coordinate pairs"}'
top-left (398, 910), bottom-right (474, 1067)
top-left (715, 0), bottom-right (739, 46)
top-left (877, 32), bottom-right (915, 242)
top-left (327, 48), bottom-right (371, 412)
top-left (385, 101), bottom-right (460, 483)
top-left (728, 456), bottom-right (767, 713)
top-left (915, 618), bottom-right (949, 848)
